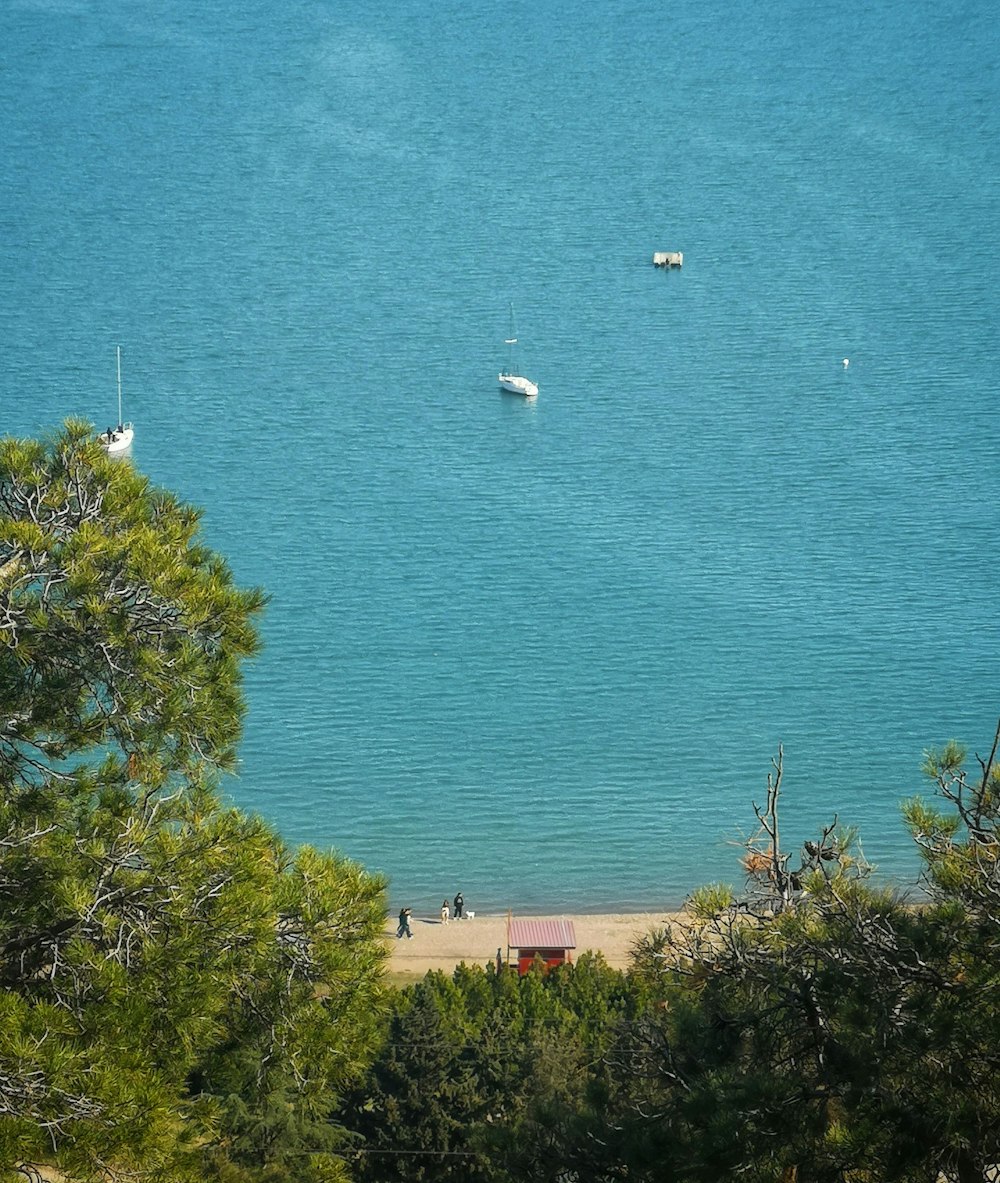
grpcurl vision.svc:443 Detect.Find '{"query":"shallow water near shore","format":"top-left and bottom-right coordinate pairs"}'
top-left (2, 0), bottom-right (998, 911)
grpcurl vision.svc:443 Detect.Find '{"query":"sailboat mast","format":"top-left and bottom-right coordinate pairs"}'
top-left (116, 346), bottom-right (122, 426)
top-left (505, 302), bottom-right (517, 371)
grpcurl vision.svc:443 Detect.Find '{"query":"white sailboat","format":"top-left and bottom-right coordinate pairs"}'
top-left (498, 303), bottom-right (538, 398)
top-left (98, 345), bottom-right (134, 453)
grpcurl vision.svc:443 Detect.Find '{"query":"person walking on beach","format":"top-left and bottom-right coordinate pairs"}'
top-left (453, 892), bottom-right (464, 920)
top-left (396, 907), bottom-right (413, 939)
top-left (441, 900), bottom-right (450, 924)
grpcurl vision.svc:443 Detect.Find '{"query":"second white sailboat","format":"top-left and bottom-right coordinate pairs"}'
top-left (498, 303), bottom-right (538, 398)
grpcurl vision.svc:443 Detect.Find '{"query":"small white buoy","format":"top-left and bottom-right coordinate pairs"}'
top-left (842, 358), bottom-right (850, 368)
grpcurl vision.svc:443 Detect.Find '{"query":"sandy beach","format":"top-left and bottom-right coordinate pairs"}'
top-left (384, 910), bottom-right (682, 978)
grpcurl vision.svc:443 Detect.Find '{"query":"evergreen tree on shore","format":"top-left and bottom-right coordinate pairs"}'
top-left (0, 424), bottom-right (388, 1182)
top-left (616, 725), bottom-right (1000, 1182)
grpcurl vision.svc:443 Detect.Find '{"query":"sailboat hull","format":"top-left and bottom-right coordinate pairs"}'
top-left (100, 425), bottom-right (134, 453)
top-left (498, 373), bottom-right (538, 397)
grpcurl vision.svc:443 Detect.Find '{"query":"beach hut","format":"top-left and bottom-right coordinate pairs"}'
top-left (507, 918), bottom-right (577, 975)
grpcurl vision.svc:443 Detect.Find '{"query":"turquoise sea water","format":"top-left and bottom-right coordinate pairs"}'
top-left (2, 0), bottom-right (998, 913)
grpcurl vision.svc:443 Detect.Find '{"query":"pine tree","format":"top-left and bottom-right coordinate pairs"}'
top-left (0, 424), bottom-right (388, 1181)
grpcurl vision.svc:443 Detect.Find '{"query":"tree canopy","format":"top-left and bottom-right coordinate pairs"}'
top-left (0, 423), bottom-right (389, 1182)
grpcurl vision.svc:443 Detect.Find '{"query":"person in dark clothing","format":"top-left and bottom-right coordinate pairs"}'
top-left (396, 907), bottom-right (413, 939)
top-left (453, 892), bottom-right (464, 919)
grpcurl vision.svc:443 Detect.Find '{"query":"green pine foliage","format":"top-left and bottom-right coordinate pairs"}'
top-left (0, 425), bottom-right (389, 1182)
top-left (343, 954), bottom-right (651, 1182)
top-left (615, 726), bottom-right (1000, 1182)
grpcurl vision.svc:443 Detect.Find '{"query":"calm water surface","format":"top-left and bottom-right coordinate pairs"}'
top-left (2, 0), bottom-right (998, 911)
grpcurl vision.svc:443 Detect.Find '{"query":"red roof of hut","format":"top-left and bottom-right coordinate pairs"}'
top-left (507, 919), bottom-right (577, 950)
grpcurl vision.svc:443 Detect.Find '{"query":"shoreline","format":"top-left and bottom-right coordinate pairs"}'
top-left (384, 910), bottom-right (684, 978)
